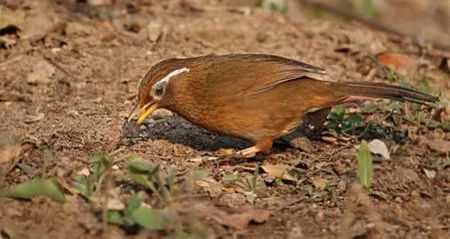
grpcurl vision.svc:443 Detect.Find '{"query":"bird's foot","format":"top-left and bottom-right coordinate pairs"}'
top-left (215, 146), bottom-right (260, 159)
top-left (236, 146), bottom-right (259, 158)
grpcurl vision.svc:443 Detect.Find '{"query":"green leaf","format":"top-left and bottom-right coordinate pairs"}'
top-left (125, 191), bottom-right (147, 216)
top-left (326, 121), bottom-right (339, 130)
top-left (90, 153), bottom-right (112, 166)
top-left (1, 178), bottom-right (66, 203)
top-left (347, 114), bottom-right (364, 124)
top-left (108, 211), bottom-right (124, 225)
top-left (126, 158), bottom-right (161, 193)
top-left (334, 105), bottom-right (345, 117)
top-left (357, 140), bottom-right (373, 189)
top-left (131, 207), bottom-right (167, 231)
top-left (127, 158), bottom-right (158, 174)
top-left (72, 175), bottom-right (92, 198)
top-left (167, 167), bottom-right (175, 190)
top-left (129, 169), bottom-right (159, 188)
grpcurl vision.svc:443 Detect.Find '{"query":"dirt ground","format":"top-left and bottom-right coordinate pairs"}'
top-left (0, 0), bottom-right (449, 238)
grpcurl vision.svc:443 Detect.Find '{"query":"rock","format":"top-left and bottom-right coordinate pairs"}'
top-left (27, 60), bottom-right (55, 85)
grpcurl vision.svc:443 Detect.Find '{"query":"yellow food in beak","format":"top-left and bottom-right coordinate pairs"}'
top-left (127, 101), bottom-right (159, 127)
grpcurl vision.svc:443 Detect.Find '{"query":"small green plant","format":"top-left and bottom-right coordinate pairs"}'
top-left (126, 156), bottom-right (178, 204)
top-left (327, 105), bottom-right (364, 134)
top-left (357, 140), bottom-right (373, 189)
top-left (73, 154), bottom-right (112, 199)
top-left (112, 156), bottom-right (208, 236)
top-left (108, 191), bottom-right (167, 231)
top-left (0, 178), bottom-right (66, 203)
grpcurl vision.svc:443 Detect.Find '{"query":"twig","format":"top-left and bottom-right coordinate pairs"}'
top-left (297, 0), bottom-right (450, 51)
top-left (40, 54), bottom-right (83, 82)
top-left (0, 55), bottom-right (25, 70)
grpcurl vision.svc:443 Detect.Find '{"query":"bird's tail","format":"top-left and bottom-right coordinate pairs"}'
top-left (333, 81), bottom-right (439, 105)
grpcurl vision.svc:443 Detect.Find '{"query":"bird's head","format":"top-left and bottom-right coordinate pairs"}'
top-left (128, 59), bottom-right (190, 127)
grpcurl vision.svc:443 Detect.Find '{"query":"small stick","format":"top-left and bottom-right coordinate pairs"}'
top-left (41, 54), bottom-right (83, 82)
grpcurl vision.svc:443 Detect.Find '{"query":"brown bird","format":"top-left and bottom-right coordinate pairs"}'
top-left (128, 54), bottom-right (438, 157)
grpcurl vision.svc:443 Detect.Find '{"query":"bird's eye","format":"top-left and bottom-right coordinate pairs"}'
top-left (154, 85), bottom-right (164, 97)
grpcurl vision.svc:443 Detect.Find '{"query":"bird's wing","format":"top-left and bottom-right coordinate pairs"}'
top-left (224, 54), bottom-right (334, 95)
top-left (187, 54), bottom-right (333, 98)
top-left (245, 65), bottom-right (332, 95)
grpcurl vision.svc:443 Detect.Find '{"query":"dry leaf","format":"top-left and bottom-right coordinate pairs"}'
top-left (261, 164), bottom-right (296, 181)
top-left (378, 53), bottom-right (410, 70)
top-left (368, 139), bottom-right (390, 160)
top-left (356, 139), bottom-right (390, 160)
top-left (194, 203), bottom-right (270, 230)
top-left (196, 178), bottom-right (222, 198)
top-left (289, 137), bottom-right (314, 153)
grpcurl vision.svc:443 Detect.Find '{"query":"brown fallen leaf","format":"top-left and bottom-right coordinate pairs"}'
top-left (377, 53), bottom-right (410, 70)
top-left (194, 202), bottom-right (270, 230)
top-left (261, 163), bottom-right (296, 181)
top-left (355, 139), bottom-right (390, 160)
top-left (288, 137), bottom-right (314, 153)
top-left (196, 177), bottom-right (222, 198)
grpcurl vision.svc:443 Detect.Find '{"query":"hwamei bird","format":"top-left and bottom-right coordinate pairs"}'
top-left (128, 54), bottom-right (439, 157)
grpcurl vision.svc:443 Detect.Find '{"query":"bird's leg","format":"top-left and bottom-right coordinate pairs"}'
top-left (237, 139), bottom-right (273, 158)
top-left (236, 146), bottom-right (259, 158)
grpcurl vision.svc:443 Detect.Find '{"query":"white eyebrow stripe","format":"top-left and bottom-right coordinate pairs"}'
top-left (157, 67), bottom-right (190, 84)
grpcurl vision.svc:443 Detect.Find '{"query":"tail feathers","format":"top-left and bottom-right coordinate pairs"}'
top-left (337, 81), bottom-right (439, 105)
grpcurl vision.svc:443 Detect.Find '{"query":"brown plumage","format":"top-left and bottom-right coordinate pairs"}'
top-left (130, 54), bottom-right (438, 157)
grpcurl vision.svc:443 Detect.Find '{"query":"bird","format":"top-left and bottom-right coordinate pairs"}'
top-left (128, 54), bottom-right (439, 158)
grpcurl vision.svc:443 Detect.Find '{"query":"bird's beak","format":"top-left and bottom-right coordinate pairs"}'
top-left (127, 100), bottom-right (160, 127)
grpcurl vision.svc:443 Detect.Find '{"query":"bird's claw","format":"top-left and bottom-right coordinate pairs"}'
top-left (215, 147), bottom-right (259, 159)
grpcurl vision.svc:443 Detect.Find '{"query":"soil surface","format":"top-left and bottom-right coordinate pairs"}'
top-left (0, 1), bottom-right (449, 239)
